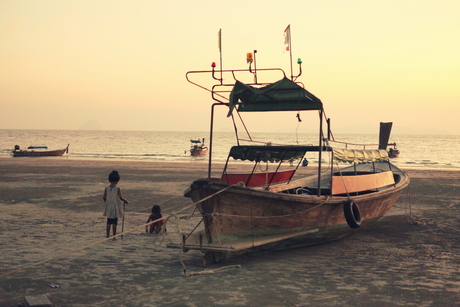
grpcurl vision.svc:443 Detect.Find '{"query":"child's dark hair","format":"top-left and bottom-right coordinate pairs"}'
top-left (108, 170), bottom-right (120, 183)
top-left (152, 205), bottom-right (161, 214)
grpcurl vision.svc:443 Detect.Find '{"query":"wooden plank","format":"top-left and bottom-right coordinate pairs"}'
top-left (228, 228), bottom-right (320, 251)
top-left (167, 228), bottom-right (320, 253)
top-left (331, 171), bottom-right (395, 195)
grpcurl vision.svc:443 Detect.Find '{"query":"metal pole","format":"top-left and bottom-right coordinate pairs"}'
top-left (253, 50), bottom-right (258, 84)
top-left (289, 34), bottom-right (293, 80)
top-left (208, 104), bottom-right (216, 178)
top-left (317, 110), bottom-right (323, 196)
top-left (121, 202), bottom-right (126, 240)
top-left (219, 29), bottom-right (223, 85)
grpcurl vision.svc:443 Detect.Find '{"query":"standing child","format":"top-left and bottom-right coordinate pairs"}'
top-left (103, 170), bottom-right (129, 239)
top-left (145, 205), bottom-right (165, 233)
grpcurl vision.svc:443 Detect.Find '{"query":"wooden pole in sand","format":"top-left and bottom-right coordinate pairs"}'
top-left (121, 202), bottom-right (126, 240)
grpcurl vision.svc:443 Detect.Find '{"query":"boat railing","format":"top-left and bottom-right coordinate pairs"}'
top-left (237, 138), bottom-right (314, 147)
top-left (221, 169), bottom-right (296, 188)
top-left (327, 139), bottom-right (397, 150)
top-left (186, 67), bottom-right (287, 104)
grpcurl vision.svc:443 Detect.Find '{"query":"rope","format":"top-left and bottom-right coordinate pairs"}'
top-left (187, 183), bottom-right (235, 207)
top-left (404, 182), bottom-right (413, 221)
top-left (128, 195), bottom-right (182, 214)
top-left (171, 184), bottom-right (245, 276)
top-left (335, 161), bottom-right (352, 200)
top-left (167, 213), bottom-right (188, 275)
top-left (210, 214), bottom-right (223, 247)
top-left (201, 197), bottom-right (330, 220)
top-left (0, 184), bottom-right (238, 279)
top-left (295, 112), bottom-right (301, 144)
top-left (0, 214), bottom-right (186, 279)
top-left (183, 265), bottom-right (241, 276)
top-left (0, 235), bottom-right (117, 279)
top-left (175, 208), bottom-right (242, 277)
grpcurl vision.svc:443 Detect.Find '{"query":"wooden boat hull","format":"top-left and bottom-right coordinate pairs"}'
top-left (190, 147), bottom-right (207, 156)
top-left (12, 144), bottom-right (69, 157)
top-left (180, 163), bottom-right (409, 261)
top-left (173, 55), bottom-right (410, 264)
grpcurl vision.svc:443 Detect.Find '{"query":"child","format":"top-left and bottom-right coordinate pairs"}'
top-left (103, 170), bottom-right (129, 239)
top-left (145, 205), bottom-right (165, 233)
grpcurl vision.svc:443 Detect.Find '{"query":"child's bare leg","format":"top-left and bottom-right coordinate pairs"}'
top-left (113, 224), bottom-right (117, 237)
top-left (106, 224), bottom-right (111, 238)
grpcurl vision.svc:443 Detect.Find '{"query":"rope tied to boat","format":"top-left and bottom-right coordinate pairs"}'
top-left (0, 213), bottom-right (188, 279)
top-left (334, 160), bottom-right (353, 201)
top-left (182, 264), bottom-right (242, 277)
top-left (177, 183), bottom-right (245, 276)
top-left (0, 184), bottom-right (243, 279)
top-left (199, 196), bottom-right (330, 220)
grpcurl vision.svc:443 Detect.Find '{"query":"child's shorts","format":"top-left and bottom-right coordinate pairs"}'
top-left (107, 218), bottom-right (118, 225)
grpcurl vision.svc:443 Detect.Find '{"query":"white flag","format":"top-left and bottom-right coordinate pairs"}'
top-left (218, 29), bottom-right (222, 53)
top-left (284, 25), bottom-right (291, 52)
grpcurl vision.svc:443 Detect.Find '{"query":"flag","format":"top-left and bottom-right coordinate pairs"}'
top-left (284, 25), bottom-right (291, 52)
top-left (218, 29), bottom-right (222, 53)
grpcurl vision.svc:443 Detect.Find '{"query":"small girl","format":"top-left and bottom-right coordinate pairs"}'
top-left (103, 170), bottom-right (129, 239)
top-left (145, 205), bottom-right (165, 233)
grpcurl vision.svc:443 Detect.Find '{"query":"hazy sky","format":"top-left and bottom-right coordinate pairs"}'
top-left (1, 0), bottom-right (459, 135)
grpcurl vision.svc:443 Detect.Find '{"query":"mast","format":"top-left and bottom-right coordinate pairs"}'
top-left (284, 25), bottom-right (293, 80)
top-left (218, 28), bottom-right (223, 84)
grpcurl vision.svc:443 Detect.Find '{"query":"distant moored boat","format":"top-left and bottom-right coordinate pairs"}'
top-left (189, 138), bottom-right (207, 156)
top-left (12, 144), bottom-right (70, 157)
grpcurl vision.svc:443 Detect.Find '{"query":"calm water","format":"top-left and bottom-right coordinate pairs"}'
top-left (1, 129), bottom-right (459, 169)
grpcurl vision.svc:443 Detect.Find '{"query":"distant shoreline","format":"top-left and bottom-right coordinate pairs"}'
top-left (2, 156), bottom-right (460, 172)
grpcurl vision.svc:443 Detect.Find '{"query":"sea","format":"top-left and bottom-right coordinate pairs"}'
top-left (1, 129), bottom-right (459, 169)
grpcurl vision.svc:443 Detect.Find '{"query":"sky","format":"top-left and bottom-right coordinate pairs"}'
top-left (1, 0), bottom-right (459, 135)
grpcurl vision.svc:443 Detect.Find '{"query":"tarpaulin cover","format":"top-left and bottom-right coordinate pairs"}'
top-left (227, 77), bottom-right (322, 117)
top-left (333, 148), bottom-right (389, 163)
top-left (228, 145), bottom-right (310, 163)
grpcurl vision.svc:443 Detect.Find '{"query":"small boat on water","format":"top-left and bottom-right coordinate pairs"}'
top-left (168, 35), bottom-right (409, 265)
top-left (388, 146), bottom-right (400, 158)
top-left (190, 138), bottom-right (207, 156)
top-left (378, 123), bottom-right (400, 158)
top-left (12, 144), bottom-right (69, 157)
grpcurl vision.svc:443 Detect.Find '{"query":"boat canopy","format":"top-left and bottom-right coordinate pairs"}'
top-left (227, 77), bottom-right (322, 117)
top-left (333, 148), bottom-right (389, 163)
top-left (227, 146), bottom-right (389, 164)
top-left (228, 145), bottom-right (317, 163)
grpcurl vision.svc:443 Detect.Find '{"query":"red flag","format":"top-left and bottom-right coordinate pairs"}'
top-left (284, 25), bottom-right (291, 52)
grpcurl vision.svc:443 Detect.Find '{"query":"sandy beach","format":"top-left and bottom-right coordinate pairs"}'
top-left (0, 157), bottom-right (459, 306)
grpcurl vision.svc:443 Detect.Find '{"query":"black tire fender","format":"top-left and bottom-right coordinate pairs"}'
top-left (343, 199), bottom-right (362, 229)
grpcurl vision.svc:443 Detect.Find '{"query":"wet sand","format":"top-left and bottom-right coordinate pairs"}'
top-left (0, 158), bottom-right (459, 306)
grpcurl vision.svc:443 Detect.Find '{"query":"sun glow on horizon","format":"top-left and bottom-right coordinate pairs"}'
top-left (0, 0), bottom-right (459, 134)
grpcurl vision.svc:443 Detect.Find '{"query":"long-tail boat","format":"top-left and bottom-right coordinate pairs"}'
top-left (190, 138), bottom-right (207, 156)
top-left (12, 144), bottom-right (69, 157)
top-left (168, 39), bottom-right (409, 265)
